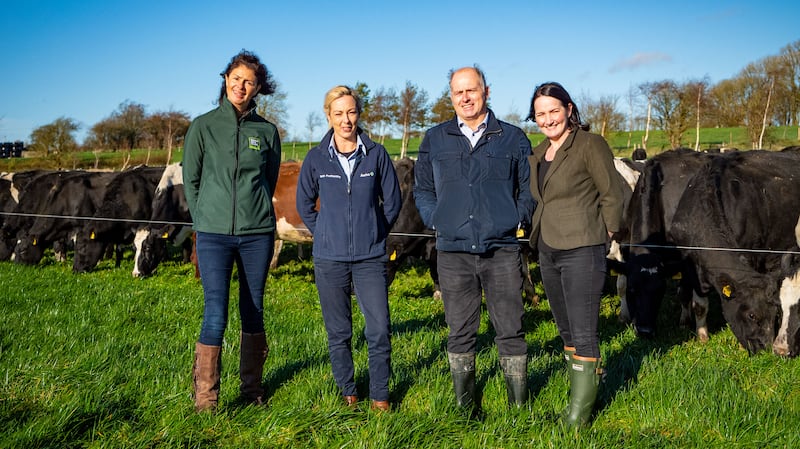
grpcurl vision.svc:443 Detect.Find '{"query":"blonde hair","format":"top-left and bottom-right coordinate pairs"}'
top-left (323, 85), bottom-right (363, 115)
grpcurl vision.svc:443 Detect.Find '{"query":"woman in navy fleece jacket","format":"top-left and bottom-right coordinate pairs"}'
top-left (296, 85), bottom-right (401, 411)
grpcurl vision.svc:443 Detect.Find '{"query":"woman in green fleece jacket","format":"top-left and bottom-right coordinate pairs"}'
top-left (183, 50), bottom-right (282, 412)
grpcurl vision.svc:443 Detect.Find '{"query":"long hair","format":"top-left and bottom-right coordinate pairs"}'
top-left (525, 81), bottom-right (589, 132)
top-left (216, 49), bottom-right (276, 105)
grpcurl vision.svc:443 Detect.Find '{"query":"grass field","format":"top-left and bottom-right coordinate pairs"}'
top-left (1, 246), bottom-right (799, 448)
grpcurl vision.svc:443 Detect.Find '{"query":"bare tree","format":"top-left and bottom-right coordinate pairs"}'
top-left (256, 81), bottom-right (290, 141)
top-left (305, 111), bottom-right (323, 150)
top-left (640, 81), bottom-right (692, 149)
top-left (684, 78), bottom-right (710, 150)
top-left (397, 82), bottom-right (429, 158)
top-left (580, 94), bottom-right (624, 137)
top-left (146, 110), bottom-right (191, 164)
top-left (29, 117), bottom-right (80, 169)
top-left (369, 87), bottom-right (398, 145)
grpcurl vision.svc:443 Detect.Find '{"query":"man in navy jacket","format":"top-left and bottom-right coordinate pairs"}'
top-left (414, 66), bottom-right (535, 411)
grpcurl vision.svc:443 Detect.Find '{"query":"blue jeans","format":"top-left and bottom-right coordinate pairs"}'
top-left (314, 257), bottom-right (392, 402)
top-left (196, 231), bottom-right (274, 346)
top-left (437, 247), bottom-right (527, 356)
top-left (538, 244), bottom-right (606, 358)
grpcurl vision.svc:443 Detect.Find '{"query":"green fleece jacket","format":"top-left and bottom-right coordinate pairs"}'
top-left (182, 97), bottom-right (282, 235)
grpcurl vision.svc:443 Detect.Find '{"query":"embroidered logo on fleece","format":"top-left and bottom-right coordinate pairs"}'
top-left (359, 171), bottom-right (375, 178)
top-left (248, 137), bottom-right (260, 151)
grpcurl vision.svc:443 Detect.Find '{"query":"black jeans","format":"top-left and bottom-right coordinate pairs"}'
top-left (538, 244), bottom-right (607, 358)
top-left (437, 247), bottom-right (527, 356)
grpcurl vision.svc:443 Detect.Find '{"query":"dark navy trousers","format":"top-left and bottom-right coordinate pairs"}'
top-left (314, 256), bottom-right (392, 402)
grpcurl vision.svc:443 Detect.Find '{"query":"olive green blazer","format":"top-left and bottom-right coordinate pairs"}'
top-left (528, 128), bottom-right (624, 251)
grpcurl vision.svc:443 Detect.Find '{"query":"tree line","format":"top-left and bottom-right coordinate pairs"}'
top-left (23, 40), bottom-right (800, 167)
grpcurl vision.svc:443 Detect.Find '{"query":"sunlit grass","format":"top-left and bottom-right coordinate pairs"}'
top-left (1, 246), bottom-right (799, 448)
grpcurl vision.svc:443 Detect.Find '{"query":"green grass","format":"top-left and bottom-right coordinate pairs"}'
top-left (4, 126), bottom-right (797, 172)
top-left (1, 246), bottom-right (799, 448)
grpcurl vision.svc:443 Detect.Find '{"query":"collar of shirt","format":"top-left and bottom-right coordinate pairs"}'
top-left (457, 116), bottom-right (489, 147)
top-left (327, 134), bottom-right (366, 160)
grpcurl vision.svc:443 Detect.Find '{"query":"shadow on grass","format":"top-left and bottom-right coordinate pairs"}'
top-left (595, 281), bottom-right (728, 415)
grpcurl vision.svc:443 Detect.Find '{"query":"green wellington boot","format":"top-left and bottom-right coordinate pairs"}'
top-left (563, 355), bottom-right (602, 428)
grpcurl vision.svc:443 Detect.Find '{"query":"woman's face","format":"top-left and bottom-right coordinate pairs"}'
top-left (533, 95), bottom-right (572, 143)
top-left (327, 95), bottom-right (359, 143)
top-left (225, 65), bottom-right (260, 113)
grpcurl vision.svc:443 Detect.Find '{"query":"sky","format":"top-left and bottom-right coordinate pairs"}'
top-left (1, 0), bottom-right (798, 144)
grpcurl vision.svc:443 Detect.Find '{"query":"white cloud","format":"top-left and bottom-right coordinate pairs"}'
top-left (609, 52), bottom-right (673, 73)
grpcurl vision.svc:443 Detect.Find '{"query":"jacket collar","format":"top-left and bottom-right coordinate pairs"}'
top-left (320, 127), bottom-right (377, 159)
top-left (535, 128), bottom-right (581, 189)
top-left (445, 109), bottom-right (501, 136)
top-left (220, 96), bottom-right (257, 121)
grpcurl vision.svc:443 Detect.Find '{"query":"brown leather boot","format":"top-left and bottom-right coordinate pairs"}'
top-left (239, 331), bottom-right (269, 405)
top-left (192, 342), bottom-right (222, 412)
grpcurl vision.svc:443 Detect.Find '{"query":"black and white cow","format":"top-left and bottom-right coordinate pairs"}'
top-left (0, 170), bottom-right (56, 260)
top-left (132, 163), bottom-right (193, 277)
top-left (73, 166), bottom-right (165, 273)
top-left (620, 148), bottom-right (718, 340)
top-left (14, 170), bottom-right (118, 265)
top-left (668, 150), bottom-right (800, 354)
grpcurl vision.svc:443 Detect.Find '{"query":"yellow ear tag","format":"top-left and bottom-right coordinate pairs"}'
top-left (162, 232), bottom-right (169, 239)
top-left (516, 228), bottom-right (525, 238)
top-left (32, 238), bottom-right (37, 246)
top-left (390, 250), bottom-right (397, 261)
top-left (672, 272), bottom-right (682, 280)
top-left (610, 268), bottom-right (619, 276)
top-left (722, 285), bottom-right (732, 298)
top-left (90, 232), bottom-right (96, 240)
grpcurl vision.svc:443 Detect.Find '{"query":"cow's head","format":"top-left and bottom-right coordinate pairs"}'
top-left (133, 226), bottom-right (170, 277)
top-left (13, 231), bottom-right (45, 265)
top-left (72, 228), bottom-right (106, 273)
top-left (717, 273), bottom-right (781, 354)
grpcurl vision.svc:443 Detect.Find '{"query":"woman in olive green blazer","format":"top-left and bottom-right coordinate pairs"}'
top-left (526, 82), bottom-right (624, 429)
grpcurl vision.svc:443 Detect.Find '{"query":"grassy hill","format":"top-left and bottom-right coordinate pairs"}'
top-left (2, 126), bottom-right (798, 172)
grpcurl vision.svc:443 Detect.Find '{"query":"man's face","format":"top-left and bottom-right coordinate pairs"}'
top-left (449, 68), bottom-right (489, 125)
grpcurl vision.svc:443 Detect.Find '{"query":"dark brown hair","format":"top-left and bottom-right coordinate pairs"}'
top-left (526, 81), bottom-right (589, 132)
top-left (217, 49), bottom-right (276, 105)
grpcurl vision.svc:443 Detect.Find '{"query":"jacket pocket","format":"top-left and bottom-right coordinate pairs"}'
top-left (432, 152), bottom-right (462, 182)
top-left (484, 153), bottom-right (512, 180)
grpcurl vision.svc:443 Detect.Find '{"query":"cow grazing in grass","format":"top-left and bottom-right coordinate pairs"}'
top-left (669, 150), bottom-right (800, 354)
top-left (132, 163), bottom-right (192, 277)
top-left (9, 170), bottom-right (117, 264)
top-left (73, 166), bottom-right (165, 273)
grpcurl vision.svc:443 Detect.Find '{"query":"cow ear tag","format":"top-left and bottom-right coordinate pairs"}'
top-left (90, 231), bottom-right (96, 240)
top-left (390, 250), bottom-right (397, 261)
top-left (672, 272), bottom-right (682, 280)
top-left (722, 285), bottom-right (733, 298)
top-left (162, 232), bottom-right (169, 239)
top-left (32, 238), bottom-right (37, 246)
top-left (516, 228), bottom-right (525, 238)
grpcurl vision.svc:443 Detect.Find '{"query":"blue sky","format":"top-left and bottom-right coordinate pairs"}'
top-left (1, 0), bottom-right (798, 144)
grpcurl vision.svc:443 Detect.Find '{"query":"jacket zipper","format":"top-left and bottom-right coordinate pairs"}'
top-left (232, 121), bottom-right (240, 235)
